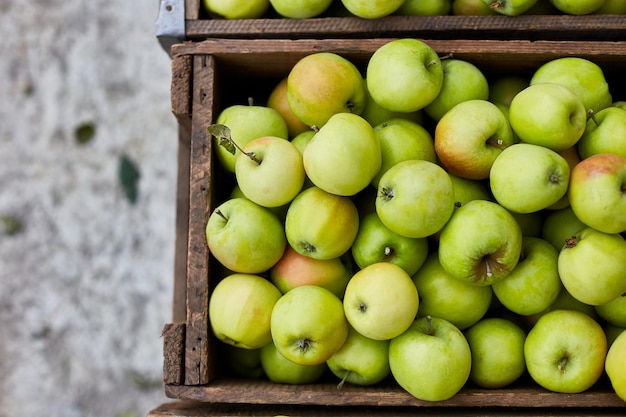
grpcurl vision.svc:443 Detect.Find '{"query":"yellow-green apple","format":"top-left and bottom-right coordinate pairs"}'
top-left (376, 159), bottom-right (455, 238)
top-left (340, 0), bottom-right (405, 18)
top-left (213, 104), bottom-right (288, 173)
top-left (524, 309), bottom-right (607, 393)
top-left (303, 112), bottom-right (381, 196)
top-left (605, 325), bottom-right (625, 347)
top-left (606, 329), bottom-right (626, 401)
top-left (326, 325), bottom-right (391, 387)
top-left (361, 82), bottom-right (424, 128)
top-left (492, 237), bottom-right (562, 316)
top-left (260, 341), bottom-right (328, 384)
top-left (371, 118), bottom-right (436, 188)
top-left (425, 59), bottom-right (490, 122)
top-left (594, 0), bottom-right (626, 13)
top-left (235, 136), bottom-right (305, 208)
top-left (209, 273), bottom-right (282, 349)
top-left (343, 262), bottom-right (419, 340)
top-left (522, 286), bottom-right (599, 330)
top-left (465, 318), bottom-right (527, 388)
top-left (530, 57), bottom-right (613, 115)
top-left (438, 199), bottom-right (523, 286)
top-left (267, 77), bottom-right (310, 139)
top-left (508, 83), bottom-right (587, 151)
top-left (351, 212), bottom-right (429, 276)
top-left (448, 173), bottom-right (491, 208)
top-left (203, 0), bottom-right (269, 18)
top-left (435, 99), bottom-right (514, 180)
top-left (481, 0), bottom-right (539, 15)
top-left (413, 253), bottom-right (493, 330)
top-left (285, 186), bottom-right (359, 260)
top-left (489, 76), bottom-right (529, 108)
top-left (366, 39), bottom-right (444, 113)
top-left (206, 198), bottom-right (286, 273)
top-left (270, 285), bottom-right (348, 365)
top-left (548, 0), bottom-right (605, 14)
top-left (568, 153), bottom-right (626, 234)
top-left (558, 227), bottom-right (626, 306)
top-left (221, 344), bottom-right (264, 378)
top-left (269, 0), bottom-right (334, 18)
top-left (290, 130), bottom-right (316, 156)
top-left (452, 0), bottom-right (498, 14)
top-left (578, 106), bottom-right (626, 159)
top-left (545, 145), bottom-right (582, 210)
top-left (287, 52), bottom-right (366, 128)
top-left (395, 0), bottom-right (452, 15)
top-left (489, 143), bottom-right (571, 213)
top-left (541, 206), bottom-right (587, 251)
top-left (269, 245), bottom-right (351, 298)
top-left (595, 292), bottom-right (626, 328)
top-left (389, 316), bottom-right (472, 401)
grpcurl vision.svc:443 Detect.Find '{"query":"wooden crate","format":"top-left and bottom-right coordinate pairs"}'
top-left (163, 38), bottom-right (626, 415)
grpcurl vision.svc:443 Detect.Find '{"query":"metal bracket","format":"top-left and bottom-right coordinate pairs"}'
top-left (156, 0), bottom-right (185, 56)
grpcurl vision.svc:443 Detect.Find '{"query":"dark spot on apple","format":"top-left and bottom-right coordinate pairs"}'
top-left (485, 136), bottom-right (506, 150)
top-left (358, 302), bottom-right (367, 313)
top-left (296, 337), bottom-right (312, 352)
top-left (565, 236), bottom-right (579, 249)
top-left (379, 187), bottom-right (394, 202)
top-left (454, 201), bottom-right (463, 208)
top-left (303, 242), bottom-right (317, 254)
top-left (383, 246), bottom-right (394, 260)
top-left (346, 100), bottom-right (358, 114)
top-left (548, 173), bottom-right (560, 184)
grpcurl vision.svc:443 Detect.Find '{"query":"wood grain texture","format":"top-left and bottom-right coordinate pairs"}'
top-left (162, 323), bottom-right (186, 385)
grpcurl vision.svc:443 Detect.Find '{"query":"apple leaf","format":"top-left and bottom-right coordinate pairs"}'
top-left (208, 124), bottom-right (236, 156)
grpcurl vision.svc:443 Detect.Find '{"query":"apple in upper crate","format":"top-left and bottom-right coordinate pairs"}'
top-left (549, 0), bottom-right (606, 15)
top-left (578, 106), bottom-right (626, 159)
top-left (452, 0), bottom-right (499, 14)
top-left (606, 329), bottom-right (626, 401)
top-left (541, 206), bottom-right (588, 251)
top-left (203, 0), bottom-right (270, 19)
top-left (595, 293), bottom-right (626, 328)
top-left (269, 0), bottom-right (334, 18)
top-left (340, 0), bottom-right (405, 18)
top-left (395, 0), bottom-right (452, 16)
top-left (594, 0), bottom-right (626, 14)
top-left (480, 0), bottom-right (539, 15)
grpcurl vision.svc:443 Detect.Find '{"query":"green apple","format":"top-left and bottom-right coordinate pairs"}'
top-left (376, 159), bottom-right (455, 238)
top-left (452, 0), bottom-right (499, 14)
top-left (558, 227), bottom-right (626, 306)
top-left (448, 173), bottom-right (491, 208)
top-left (340, 0), bottom-right (405, 18)
top-left (578, 106), bottom-right (626, 159)
top-left (212, 104), bottom-right (289, 174)
top-left (545, 145), bottom-right (583, 210)
top-left (285, 186), bottom-right (359, 260)
top-left (203, 0), bottom-right (269, 19)
top-left (389, 316), bottom-right (472, 401)
top-left (508, 83), bottom-right (587, 151)
top-left (438, 199), bottom-right (523, 286)
top-left (465, 318), bottom-right (527, 388)
top-left (522, 286), bottom-right (599, 330)
top-left (260, 341), bottom-right (327, 384)
top-left (413, 253), bottom-right (493, 330)
top-left (509, 210), bottom-right (544, 238)
top-left (489, 143), bottom-right (570, 213)
top-left (524, 309), bottom-right (607, 393)
top-left (530, 57), bottom-right (613, 116)
top-left (303, 112), bottom-right (381, 196)
top-left (541, 206), bottom-right (587, 251)
top-left (270, 245), bottom-right (351, 299)
top-left (605, 324), bottom-right (626, 347)
top-left (492, 237), bottom-right (562, 316)
top-left (267, 77), bottom-right (310, 139)
top-left (221, 344), bottom-right (264, 379)
top-left (326, 326), bottom-right (391, 387)
top-left (425, 59), bottom-right (490, 122)
top-left (395, 0), bottom-right (452, 15)
top-left (361, 82), bottom-right (424, 128)
top-left (287, 52), bottom-right (366, 129)
top-left (351, 211), bottom-right (429, 276)
top-left (209, 273), bottom-right (282, 349)
top-left (606, 329), bottom-right (626, 401)
top-left (371, 118), bottom-right (436, 188)
top-left (481, 0), bottom-right (539, 15)
top-left (290, 129), bottom-right (316, 156)
top-left (548, 0), bottom-right (606, 14)
top-left (489, 76), bottom-right (529, 108)
top-left (343, 262), bottom-right (419, 340)
top-left (596, 292), bottom-right (626, 328)
top-left (366, 39), bottom-right (444, 113)
top-left (269, 0), bottom-right (334, 18)
top-left (435, 99), bottom-right (514, 180)
top-left (271, 285), bottom-right (348, 365)
top-left (568, 152), bottom-right (626, 234)
top-left (594, 0), bottom-right (626, 14)
top-left (206, 198), bottom-right (286, 273)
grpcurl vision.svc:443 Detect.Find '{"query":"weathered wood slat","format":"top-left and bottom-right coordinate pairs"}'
top-left (162, 323), bottom-right (186, 385)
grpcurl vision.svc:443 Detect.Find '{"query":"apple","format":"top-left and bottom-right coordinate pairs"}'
top-left (269, 0), bottom-right (334, 18)
top-left (524, 309), bottom-right (607, 393)
top-left (595, 292), bottom-right (626, 328)
top-left (448, 173), bottom-right (491, 208)
top-left (509, 210), bottom-right (544, 238)
top-left (326, 326), bottom-right (391, 387)
top-left (343, 262), bottom-right (419, 340)
top-left (568, 153), bottom-right (626, 234)
top-left (413, 253), bottom-right (493, 330)
top-left (545, 145), bottom-right (583, 210)
top-left (366, 39), bottom-right (444, 113)
top-left (508, 83), bottom-right (587, 151)
top-left (438, 199), bottom-right (523, 286)
top-left (489, 143), bottom-right (571, 213)
top-left (209, 273), bottom-right (282, 349)
top-left (548, 0), bottom-right (606, 14)
top-left (489, 76), bottom-right (529, 108)
top-left (594, 0), bottom-right (626, 14)
top-left (221, 344), bottom-right (264, 379)
top-left (376, 159), bottom-right (455, 238)
top-left (424, 59), bottom-right (490, 122)
top-left (229, 183), bottom-right (289, 221)
top-left (287, 52), bottom-right (366, 129)
top-left (481, 0), bottom-right (540, 15)
top-left (605, 325), bottom-right (626, 347)
top-left (371, 118), bottom-right (437, 188)
top-left (606, 329), bottom-right (626, 401)
top-left (395, 0), bottom-right (452, 15)
top-left (203, 0), bottom-right (269, 19)
top-left (290, 129), bottom-right (316, 156)
top-left (361, 83), bottom-right (424, 128)
top-left (389, 316), bottom-right (472, 401)
top-left (235, 136), bottom-right (305, 208)
top-left (267, 77), bottom-right (310, 139)
top-left (541, 206), bottom-right (587, 251)
top-left (285, 186), bottom-right (359, 260)
top-left (303, 112), bottom-right (381, 196)
top-left (260, 341), bottom-right (328, 384)
top-left (452, 0), bottom-right (499, 14)
top-left (522, 286), bottom-right (600, 330)
top-left (465, 318), bottom-right (527, 389)
top-left (269, 245), bottom-right (352, 299)
top-left (270, 285), bottom-right (349, 365)
top-left (578, 106), bottom-right (626, 159)
top-left (491, 237), bottom-right (562, 316)
top-left (341, 0), bottom-right (405, 18)
top-left (558, 227), bottom-right (626, 306)
top-left (435, 99), bottom-right (514, 180)
top-left (351, 211), bottom-right (429, 276)
top-left (206, 197), bottom-right (286, 273)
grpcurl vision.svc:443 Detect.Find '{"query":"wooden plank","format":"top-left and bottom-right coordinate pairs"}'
top-left (185, 0), bottom-right (200, 20)
top-left (162, 323), bottom-right (186, 385)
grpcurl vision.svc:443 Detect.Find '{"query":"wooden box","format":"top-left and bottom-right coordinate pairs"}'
top-left (161, 38), bottom-right (626, 416)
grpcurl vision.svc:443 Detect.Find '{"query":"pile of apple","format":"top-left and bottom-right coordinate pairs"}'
top-left (203, 0), bottom-right (626, 20)
top-left (204, 38), bottom-right (626, 402)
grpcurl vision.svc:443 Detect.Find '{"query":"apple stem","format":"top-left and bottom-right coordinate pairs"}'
top-left (565, 235), bottom-right (579, 249)
top-left (439, 53), bottom-right (454, 61)
top-left (215, 209), bottom-right (228, 222)
top-left (247, 97), bottom-right (254, 106)
top-left (588, 109), bottom-right (599, 127)
top-left (425, 315), bottom-right (433, 335)
top-left (485, 258), bottom-right (493, 278)
top-left (379, 187), bottom-right (394, 202)
top-left (490, 0), bottom-right (503, 10)
top-left (337, 371), bottom-right (351, 390)
top-left (558, 356), bottom-right (568, 373)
